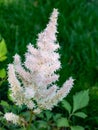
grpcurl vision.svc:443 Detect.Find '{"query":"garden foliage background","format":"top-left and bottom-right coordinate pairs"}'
top-left (0, 0), bottom-right (98, 129)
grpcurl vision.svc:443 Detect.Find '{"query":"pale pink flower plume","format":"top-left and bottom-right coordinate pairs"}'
top-left (7, 8), bottom-right (74, 115)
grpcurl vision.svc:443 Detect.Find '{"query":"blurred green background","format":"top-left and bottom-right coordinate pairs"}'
top-left (0, 0), bottom-right (98, 129)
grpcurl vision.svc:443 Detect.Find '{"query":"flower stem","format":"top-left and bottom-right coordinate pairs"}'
top-left (26, 110), bottom-right (33, 130)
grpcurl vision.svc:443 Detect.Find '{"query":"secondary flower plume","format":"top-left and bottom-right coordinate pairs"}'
top-left (4, 113), bottom-right (25, 126)
top-left (6, 9), bottom-right (74, 122)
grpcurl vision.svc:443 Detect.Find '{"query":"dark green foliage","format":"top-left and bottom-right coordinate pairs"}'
top-left (0, 0), bottom-right (98, 129)
top-left (56, 90), bottom-right (89, 130)
top-left (0, 90), bottom-right (89, 130)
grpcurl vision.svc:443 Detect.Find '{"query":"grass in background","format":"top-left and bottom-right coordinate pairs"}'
top-left (0, 0), bottom-right (98, 129)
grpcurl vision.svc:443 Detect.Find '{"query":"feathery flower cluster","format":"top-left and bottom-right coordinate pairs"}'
top-left (4, 113), bottom-right (24, 126)
top-left (5, 8), bottom-right (74, 125)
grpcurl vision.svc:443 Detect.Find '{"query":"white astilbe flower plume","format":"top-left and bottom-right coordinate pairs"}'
top-left (7, 8), bottom-right (74, 113)
top-left (4, 112), bottom-right (25, 126)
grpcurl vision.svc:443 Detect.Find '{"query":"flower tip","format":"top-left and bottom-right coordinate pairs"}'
top-left (69, 77), bottom-right (74, 85)
top-left (52, 8), bottom-right (59, 16)
top-left (53, 8), bottom-right (58, 13)
top-left (13, 54), bottom-right (21, 64)
top-left (14, 53), bottom-right (20, 59)
top-left (13, 53), bottom-right (20, 58)
top-left (8, 64), bottom-right (13, 70)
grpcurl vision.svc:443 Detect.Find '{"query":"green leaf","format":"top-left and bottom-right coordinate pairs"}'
top-left (0, 39), bottom-right (7, 61)
top-left (37, 121), bottom-right (48, 128)
top-left (73, 90), bottom-right (89, 112)
top-left (0, 56), bottom-right (7, 62)
top-left (45, 110), bottom-right (53, 120)
top-left (0, 111), bottom-right (3, 116)
top-left (0, 100), bottom-right (10, 112)
top-left (37, 112), bottom-right (44, 119)
top-left (29, 124), bottom-right (37, 130)
top-left (53, 113), bottom-right (62, 122)
top-left (71, 126), bottom-right (84, 130)
top-left (21, 111), bottom-right (31, 121)
top-left (0, 69), bottom-right (6, 78)
top-left (56, 117), bottom-right (69, 127)
top-left (0, 100), bottom-right (9, 108)
top-left (73, 112), bottom-right (87, 118)
top-left (62, 100), bottom-right (71, 114)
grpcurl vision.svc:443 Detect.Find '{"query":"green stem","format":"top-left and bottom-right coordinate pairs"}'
top-left (68, 112), bottom-right (74, 121)
top-left (26, 110), bottom-right (33, 130)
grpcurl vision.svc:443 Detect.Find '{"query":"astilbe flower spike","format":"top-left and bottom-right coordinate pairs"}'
top-left (4, 8), bottom-right (74, 125)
